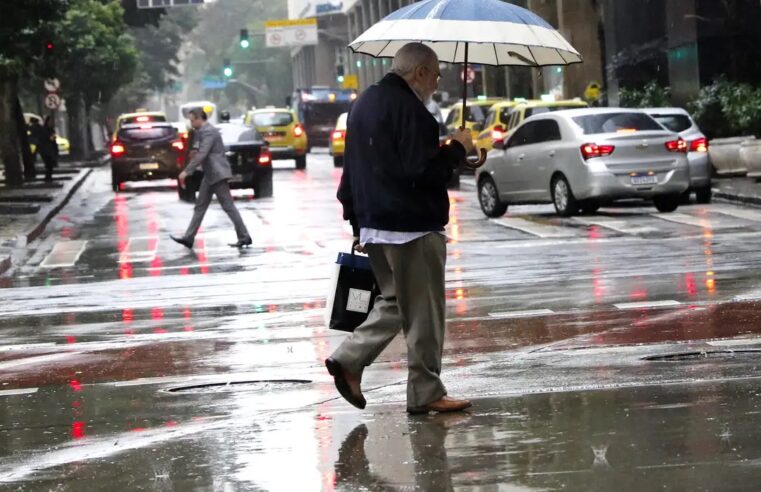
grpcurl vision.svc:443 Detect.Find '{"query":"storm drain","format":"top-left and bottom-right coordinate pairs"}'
top-left (164, 379), bottom-right (312, 394)
top-left (643, 349), bottom-right (761, 362)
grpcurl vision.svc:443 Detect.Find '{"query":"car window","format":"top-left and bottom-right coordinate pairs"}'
top-left (465, 105), bottom-right (485, 122)
top-left (484, 110), bottom-right (496, 129)
top-left (507, 111), bottom-right (519, 130)
top-left (118, 125), bottom-right (175, 141)
top-left (445, 108), bottom-right (458, 126)
top-left (534, 120), bottom-right (562, 142)
top-left (507, 121), bottom-right (540, 148)
top-left (499, 108), bottom-right (513, 125)
top-left (652, 114), bottom-right (692, 132)
top-left (572, 112), bottom-right (664, 135)
top-left (253, 112), bottom-right (293, 127)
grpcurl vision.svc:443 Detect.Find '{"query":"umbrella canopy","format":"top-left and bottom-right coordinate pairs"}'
top-left (349, 0), bottom-right (582, 67)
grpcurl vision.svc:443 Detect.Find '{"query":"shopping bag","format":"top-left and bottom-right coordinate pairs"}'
top-left (325, 245), bottom-right (380, 332)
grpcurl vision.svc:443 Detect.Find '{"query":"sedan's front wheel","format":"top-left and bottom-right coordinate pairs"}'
top-left (478, 177), bottom-right (507, 218)
top-left (653, 194), bottom-right (680, 213)
top-left (552, 175), bottom-right (578, 217)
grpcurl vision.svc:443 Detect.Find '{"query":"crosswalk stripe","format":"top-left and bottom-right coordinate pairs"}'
top-left (614, 300), bottom-right (681, 310)
top-left (574, 217), bottom-right (658, 235)
top-left (712, 206), bottom-right (761, 223)
top-left (488, 309), bottom-right (555, 319)
top-left (651, 212), bottom-right (736, 229)
top-left (492, 217), bottom-right (578, 238)
top-left (40, 241), bottom-right (87, 268)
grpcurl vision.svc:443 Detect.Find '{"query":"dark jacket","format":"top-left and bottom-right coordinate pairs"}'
top-left (337, 73), bottom-right (466, 235)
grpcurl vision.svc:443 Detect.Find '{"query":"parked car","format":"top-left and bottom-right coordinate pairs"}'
top-left (245, 107), bottom-right (308, 169)
top-left (443, 98), bottom-right (502, 138)
top-left (474, 100), bottom-right (525, 152)
top-left (177, 122), bottom-right (272, 202)
top-left (329, 112), bottom-right (348, 168)
top-left (475, 108), bottom-right (690, 217)
top-left (110, 122), bottom-right (184, 192)
top-left (643, 107), bottom-right (712, 203)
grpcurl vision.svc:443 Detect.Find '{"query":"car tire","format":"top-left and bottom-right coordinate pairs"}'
top-left (478, 176), bottom-right (507, 218)
top-left (579, 201), bottom-right (600, 215)
top-left (333, 156), bottom-right (344, 168)
top-left (295, 155), bottom-right (307, 170)
top-left (551, 175), bottom-right (578, 217)
top-left (253, 176), bottom-right (273, 198)
top-left (695, 185), bottom-right (712, 204)
top-left (653, 194), bottom-right (680, 213)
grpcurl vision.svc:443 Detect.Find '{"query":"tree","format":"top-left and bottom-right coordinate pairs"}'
top-left (56, 0), bottom-right (140, 158)
top-left (0, 1), bottom-right (70, 186)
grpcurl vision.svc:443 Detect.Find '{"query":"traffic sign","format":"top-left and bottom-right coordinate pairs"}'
top-left (44, 78), bottom-right (60, 92)
top-left (342, 74), bottom-right (359, 90)
top-left (45, 93), bottom-right (61, 110)
top-left (265, 18), bottom-right (318, 48)
top-left (461, 67), bottom-right (476, 84)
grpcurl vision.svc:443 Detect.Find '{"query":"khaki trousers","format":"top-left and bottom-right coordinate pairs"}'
top-left (331, 233), bottom-right (447, 408)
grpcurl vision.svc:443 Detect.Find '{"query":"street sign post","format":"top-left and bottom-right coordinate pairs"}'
top-left (265, 18), bottom-right (318, 48)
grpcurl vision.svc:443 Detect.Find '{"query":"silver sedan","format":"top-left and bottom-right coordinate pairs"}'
top-left (475, 108), bottom-right (691, 217)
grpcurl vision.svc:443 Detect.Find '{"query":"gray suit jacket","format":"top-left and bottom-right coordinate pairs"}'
top-left (184, 123), bottom-right (232, 185)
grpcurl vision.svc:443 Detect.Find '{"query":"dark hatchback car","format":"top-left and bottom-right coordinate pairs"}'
top-left (110, 122), bottom-right (185, 192)
top-left (177, 122), bottom-right (272, 202)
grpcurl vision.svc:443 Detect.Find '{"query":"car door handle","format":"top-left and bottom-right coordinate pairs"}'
top-left (549, 151), bottom-right (556, 157)
top-left (517, 153), bottom-right (525, 161)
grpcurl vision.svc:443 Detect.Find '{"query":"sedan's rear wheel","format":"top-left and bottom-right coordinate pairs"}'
top-left (552, 175), bottom-right (578, 217)
top-left (295, 155), bottom-right (307, 170)
top-left (579, 201), bottom-right (600, 215)
top-left (653, 194), bottom-right (680, 213)
top-left (478, 177), bottom-right (507, 218)
top-left (695, 185), bottom-right (712, 204)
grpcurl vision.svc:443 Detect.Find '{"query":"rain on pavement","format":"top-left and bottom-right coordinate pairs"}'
top-left (4, 153), bottom-right (761, 489)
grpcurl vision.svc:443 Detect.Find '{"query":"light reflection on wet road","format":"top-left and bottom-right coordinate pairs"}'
top-left (4, 153), bottom-right (761, 488)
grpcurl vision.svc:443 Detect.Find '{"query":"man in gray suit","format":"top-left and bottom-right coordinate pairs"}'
top-left (171, 109), bottom-right (252, 249)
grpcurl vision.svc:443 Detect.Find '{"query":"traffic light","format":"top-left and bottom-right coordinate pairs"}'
top-left (336, 64), bottom-right (345, 84)
top-left (239, 29), bottom-right (250, 49)
top-left (45, 41), bottom-right (54, 53)
top-left (223, 59), bottom-right (233, 78)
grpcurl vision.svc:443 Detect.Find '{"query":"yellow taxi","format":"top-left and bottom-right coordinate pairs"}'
top-left (112, 111), bottom-right (167, 141)
top-left (246, 107), bottom-right (308, 170)
top-left (329, 112), bottom-right (348, 168)
top-left (443, 98), bottom-right (502, 138)
top-left (504, 99), bottom-right (589, 136)
top-left (474, 100), bottom-right (527, 152)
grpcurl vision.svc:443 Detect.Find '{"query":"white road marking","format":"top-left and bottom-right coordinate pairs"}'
top-left (712, 205), bottom-right (761, 223)
top-left (651, 212), bottom-right (736, 229)
top-left (119, 237), bottom-right (159, 263)
top-left (0, 353), bottom-right (77, 370)
top-left (492, 217), bottom-right (578, 238)
top-left (0, 388), bottom-right (38, 397)
top-left (0, 343), bottom-right (56, 352)
top-left (488, 309), bottom-right (555, 319)
top-left (40, 241), bottom-right (87, 268)
top-left (574, 216), bottom-right (658, 235)
top-left (614, 300), bottom-right (682, 310)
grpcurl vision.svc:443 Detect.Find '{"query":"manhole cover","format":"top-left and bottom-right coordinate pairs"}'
top-left (165, 379), bottom-right (312, 394)
top-left (644, 349), bottom-right (761, 362)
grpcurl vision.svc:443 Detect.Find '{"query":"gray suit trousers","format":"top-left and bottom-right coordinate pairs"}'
top-left (331, 233), bottom-right (448, 408)
top-left (184, 178), bottom-right (249, 241)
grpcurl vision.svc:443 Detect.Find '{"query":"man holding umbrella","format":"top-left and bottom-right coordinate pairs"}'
top-left (326, 43), bottom-right (475, 414)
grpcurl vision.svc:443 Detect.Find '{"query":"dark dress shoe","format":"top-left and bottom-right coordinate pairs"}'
top-left (229, 236), bottom-right (252, 248)
top-left (170, 235), bottom-right (193, 249)
top-left (326, 358), bottom-right (366, 409)
top-left (407, 395), bottom-right (472, 415)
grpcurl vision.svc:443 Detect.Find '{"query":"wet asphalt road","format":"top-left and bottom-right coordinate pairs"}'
top-left (4, 152), bottom-right (761, 489)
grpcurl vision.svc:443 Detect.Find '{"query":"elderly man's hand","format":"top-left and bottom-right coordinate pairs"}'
top-left (452, 128), bottom-right (475, 153)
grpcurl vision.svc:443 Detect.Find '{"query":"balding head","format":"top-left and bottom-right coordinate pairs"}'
top-left (390, 43), bottom-right (440, 102)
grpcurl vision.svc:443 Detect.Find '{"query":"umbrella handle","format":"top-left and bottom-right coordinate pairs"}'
top-left (465, 148), bottom-right (488, 169)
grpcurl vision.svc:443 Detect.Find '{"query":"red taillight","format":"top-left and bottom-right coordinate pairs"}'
top-left (258, 147), bottom-right (272, 165)
top-left (580, 143), bottom-right (615, 160)
top-left (110, 142), bottom-right (126, 158)
top-left (331, 130), bottom-right (345, 141)
top-left (293, 124), bottom-right (304, 138)
top-left (491, 125), bottom-right (506, 141)
top-left (690, 137), bottom-right (708, 153)
top-left (666, 138), bottom-right (688, 153)
top-left (171, 140), bottom-right (184, 152)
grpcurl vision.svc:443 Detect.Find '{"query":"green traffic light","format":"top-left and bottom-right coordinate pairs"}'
top-left (223, 67), bottom-right (233, 77)
top-left (240, 39), bottom-right (250, 49)
top-left (337, 75), bottom-right (345, 83)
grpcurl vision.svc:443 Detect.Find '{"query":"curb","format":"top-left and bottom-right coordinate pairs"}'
top-left (713, 189), bottom-right (761, 208)
top-left (0, 168), bottom-right (93, 277)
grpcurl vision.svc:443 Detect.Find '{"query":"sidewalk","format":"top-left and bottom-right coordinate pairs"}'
top-left (712, 176), bottom-right (761, 207)
top-left (0, 156), bottom-right (105, 276)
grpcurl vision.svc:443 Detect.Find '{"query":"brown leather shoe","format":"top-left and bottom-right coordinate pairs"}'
top-left (407, 395), bottom-right (472, 415)
top-left (326, 358), bottom-right (366, 409)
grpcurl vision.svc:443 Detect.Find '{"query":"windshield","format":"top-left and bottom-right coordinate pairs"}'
top-left (252, 112), bottom-right (293, 127)
top-left (572, 113), bottom-right (664, 135)
top-left (652, 114), bottom-right (692, 133)
top-left (303, 102), bottom-right (351, 126)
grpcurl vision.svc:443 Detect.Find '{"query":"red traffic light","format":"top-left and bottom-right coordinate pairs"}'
top-left (46, 42), bottom-right (54, 51)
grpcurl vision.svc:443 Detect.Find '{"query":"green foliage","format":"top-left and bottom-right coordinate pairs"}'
top-left (0, 0), bottom-right (70, 76)
top-left (57, 0), bottom-right (140, 106)
top-left (689, 78), bottom-right (761, 139)
top-left (619, 82), bottom-right (671, 108)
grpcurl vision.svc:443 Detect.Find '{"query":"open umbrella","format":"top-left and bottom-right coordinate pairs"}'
top-left (349, 0), bottom-right (582, 166)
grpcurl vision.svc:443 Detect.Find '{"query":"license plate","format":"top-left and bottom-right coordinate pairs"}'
top-left (140, 162), bottom-right (160, 170)
top-left (631, 175), bottom-right (658, 185)
top-left (266, 135), bottom-right (283, 141)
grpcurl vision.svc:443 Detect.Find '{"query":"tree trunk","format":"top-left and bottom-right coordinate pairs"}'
top-left (16, 97), bottom-right (36, 180)
top-left (67, 94), bottom-right (89, 161)
top-left (0, 76), bottom-right (24, 187)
